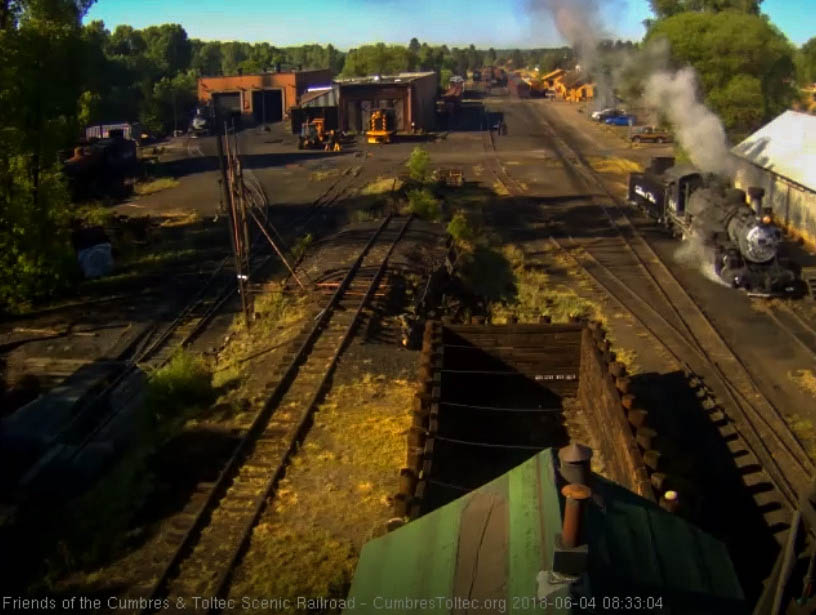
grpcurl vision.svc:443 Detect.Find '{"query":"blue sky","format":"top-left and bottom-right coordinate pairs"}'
top-left (84, 0), bottom-right (814, 48)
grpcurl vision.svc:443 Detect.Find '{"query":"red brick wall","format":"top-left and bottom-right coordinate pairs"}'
top-left (198, 70), bottom-right (331, 115)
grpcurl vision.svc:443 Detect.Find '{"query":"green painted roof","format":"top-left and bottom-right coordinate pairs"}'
top-left (344, 450), bottom-right (745, 614)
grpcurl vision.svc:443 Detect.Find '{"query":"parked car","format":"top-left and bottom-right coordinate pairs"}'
top-left (591, 107), bottom-right (623, 121)
top-left (630, 126), bottom-right (673, 143)
top-left (604, 114), bottom-right (636, 126)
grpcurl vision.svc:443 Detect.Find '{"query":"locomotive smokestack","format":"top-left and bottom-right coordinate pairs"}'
top-left (748, 187), bottom-right (765, 217)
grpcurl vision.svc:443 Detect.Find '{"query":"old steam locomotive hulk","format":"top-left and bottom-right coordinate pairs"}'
top-left (627, 157), bottom-right (800, 296)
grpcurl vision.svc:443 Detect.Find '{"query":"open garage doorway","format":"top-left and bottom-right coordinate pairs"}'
top-left (252, 89), bottom-right (283, 124)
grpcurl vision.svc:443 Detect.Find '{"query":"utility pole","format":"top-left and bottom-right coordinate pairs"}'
top-left (216, 111), bottom-right (252, 329)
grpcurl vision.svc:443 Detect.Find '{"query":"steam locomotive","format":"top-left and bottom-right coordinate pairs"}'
top-left (627, 157), bottom-right (801, 296)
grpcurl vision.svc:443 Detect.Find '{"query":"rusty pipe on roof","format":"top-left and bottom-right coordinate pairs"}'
top-left (561, 483), bottom-right (592, 548)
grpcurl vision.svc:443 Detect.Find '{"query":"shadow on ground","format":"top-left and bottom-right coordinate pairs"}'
top-left (630, 370), bottom-right (781, 604)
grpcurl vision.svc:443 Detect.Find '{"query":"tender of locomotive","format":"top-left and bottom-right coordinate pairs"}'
top-left (627, 157), bottom-right (800, 296)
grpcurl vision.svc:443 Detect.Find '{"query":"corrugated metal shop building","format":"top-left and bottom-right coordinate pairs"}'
top-left (732, 110), bottom-right (816, 249)
top-left (197, 69), bottom-right (332, 124)
top-left (344, 450), bottom-right (746, 614)
top-left (290, 84), bottom-right (342, 133)
top-left (291, 72), bottom-right (438, 134)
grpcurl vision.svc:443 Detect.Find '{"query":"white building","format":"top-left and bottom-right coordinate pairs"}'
top-left (732, 110), bottom-right (816, 249)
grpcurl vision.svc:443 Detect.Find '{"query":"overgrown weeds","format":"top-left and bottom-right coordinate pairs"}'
top-left (133, 177), bottom-right (179, 196)
top-left (789, 369), bottom-right (816, 398)
top-left (457, 242), bottom-right (605, 325)
top-left (360, 176), bottom-right (403, 195)
top-left (447, 211), bottom-right (476, 246)
top-left (407, 188), bottom-right (441, 221)
top-left (291, 233), bottom-right (313, 261)
top-left (146, 351), bottom-right (215, 428)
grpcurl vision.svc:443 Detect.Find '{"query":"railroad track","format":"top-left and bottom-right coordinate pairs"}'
top-left (21, 142), bottom-right (369, 491)
top-left (481, 102), bottom-right (814, 536)
top-left (764, 301), bottom-right (816, 361)
top-left (19, 162), bottom-right (287, 491)
top-left (16, 252), bottom-right (246, 490)
top-left (109, 215), bottom-right (412, 614)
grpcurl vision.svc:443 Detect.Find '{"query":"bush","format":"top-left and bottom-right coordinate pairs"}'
top-left (457, 245), bottom-right (517, 303)
top-left (0, 162), bottom-right (76, 312)
top-left (407, 188), bottom-right (441, 221)
top-left (406, 146), bottom-right (432, 184)
top-left (74, 201), bottom-right (114, 227)
top-left (447, 211), bottom-right (475, 244)
top-left (145, 351), bottom-right (214, 428)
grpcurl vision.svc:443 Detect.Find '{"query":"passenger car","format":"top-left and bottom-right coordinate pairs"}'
top-left (591, 107), bottom-right (623, 121)
top-left (605, 114), bottom-right (636, 126)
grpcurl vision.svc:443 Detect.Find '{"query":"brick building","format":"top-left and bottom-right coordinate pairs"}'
top-left (197, 69), bottom-right (332, 124)
top-left (292, 72), bottom-right (438, 134)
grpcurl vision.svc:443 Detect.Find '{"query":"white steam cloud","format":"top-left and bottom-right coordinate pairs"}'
top-left (643, 67), bottom-right (736, 177)
top-left (528, 1), bottom-right (736, 179)
top-left (673, 229), bottom-right (728, 287)
top-left (530, 0), bottom-right (617, 107)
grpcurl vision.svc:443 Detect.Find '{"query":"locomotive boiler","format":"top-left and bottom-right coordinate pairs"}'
top-left (627, 157), bottom-right (800, 296)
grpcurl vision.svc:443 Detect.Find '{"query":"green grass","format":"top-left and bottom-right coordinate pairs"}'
top-left (146, 351), bottom-right (215, 427)
top-left (133, 177), bottom-right (179, 196)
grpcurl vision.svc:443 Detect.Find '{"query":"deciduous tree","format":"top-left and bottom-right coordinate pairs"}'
top-left (796, 37), bottom-right (816, 85)
top-left (648, 0), bottom-right (762, 18)
top-left (646, 10), bottom-right (796, 134)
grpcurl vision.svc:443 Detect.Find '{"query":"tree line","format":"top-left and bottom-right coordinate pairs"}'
top-left (75, 24), bottom-right (580, 135)
top-left (640, 0), bottom-right (815, 138)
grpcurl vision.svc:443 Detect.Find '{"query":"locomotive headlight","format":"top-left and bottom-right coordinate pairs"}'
top-left (762, 215), bottom-right (772, 225)
top-left (743, 223), bottom-right (779, 263)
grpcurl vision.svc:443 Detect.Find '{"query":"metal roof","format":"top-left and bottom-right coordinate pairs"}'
top-left (732, 110), bottom-right (816, 191)
top-left (334, 71), bottom-right (436, 86)
top-left (299, 85), bottom-right (340, 108)
top-left (344, 449), bottom-right (745, 614)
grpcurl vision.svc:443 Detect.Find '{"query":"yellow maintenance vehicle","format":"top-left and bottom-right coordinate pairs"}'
top-left (365, 109), bottom-right (396, 144)
top-left (297, 118), bottom-right (341, 151)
